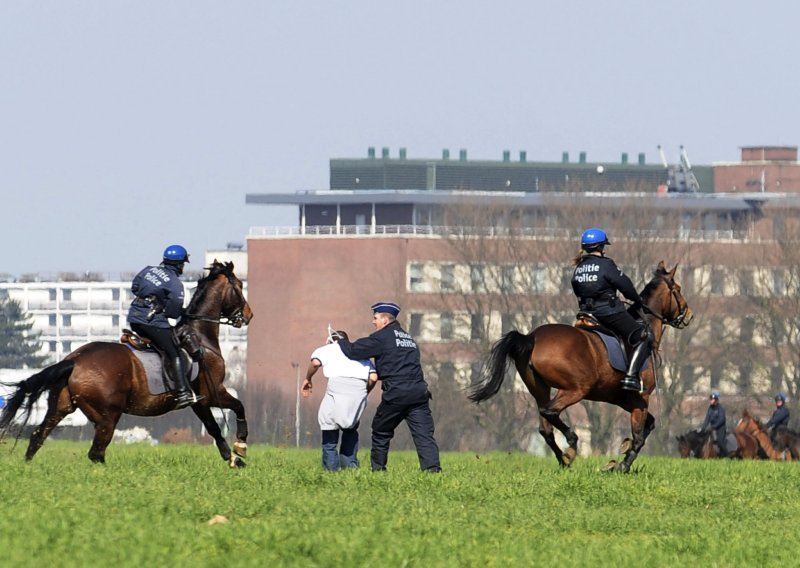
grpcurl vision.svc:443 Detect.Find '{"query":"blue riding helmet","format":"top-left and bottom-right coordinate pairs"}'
top-left (710, 391), bottom-right (720, 401)
top-left (580, 228), bottom-right (610, 248)
top-left (163, 244), bottom-right (190, 263)
top-left (775, 393), bottom-right (787, 402)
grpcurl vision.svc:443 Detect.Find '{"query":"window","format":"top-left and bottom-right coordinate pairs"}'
top-left (440, 313), bottom-right (453, 341)
top-left (471, 314), bottom-right (483, 341)
top-left (62, 314), bottom-right (72, 327)
top-left (48, 314), bottom-right (57, 327)
top-left (710, 268), bottom-right (724, 296)
top-left (501, 313), bottom-right (513, 334)
top-left (738, 268), bottom-right (754, 297)
top-left (48, 341), bottom-right (57, 353)
top-left (112, 315), bottom-right (120, 328)
top-left (48, 288), bottom-right (57, 301)
top-left (63, 289), bottom-right (72, 301)
top-left (470, 264), bottom-right (485, 293)
top-left (409, 263), bottom-right (424, 292)
top-left (773, 269), bottom-right (786, 296)
top-left (440, 264), bottom-right (455, 292)
top-left (740, 317), bottom-right (754, 343)
top-left (409, 313), bottom-right (422, 337)
top-left (501, 266), bottom-right (515, 294)
top-left (438, 362), bottom-right (455, 383)
top-left (112, 289), bottom-right (120, 301)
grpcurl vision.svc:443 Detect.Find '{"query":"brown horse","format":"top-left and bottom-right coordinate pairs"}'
top-left (470, 261), bottom-right (693, 472)
top-left (0, 261), bottom-right (253, 467)
top-left (735, 410), bottom-right (791, 461)
top-left (676, 429), bottom-right (760, 459)
top-left (774, 429), bottom-right (800, 460)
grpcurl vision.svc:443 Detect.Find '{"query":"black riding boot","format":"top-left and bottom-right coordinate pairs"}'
top-left (621, 341), bottom-right (650, 392)
top-left (165, 356), bottom-right (202, 409)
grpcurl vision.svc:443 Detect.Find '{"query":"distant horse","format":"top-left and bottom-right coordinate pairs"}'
top-left (735, 410), bottom-right (791, 461)
top-left (0, 261), bottom-right (253, 467)
top-left (470, 261), bottom-right (693, 472)
top-left (773, 428), bottom-right (800, 460)
top-left (676, 429), bottom-right (760, 459)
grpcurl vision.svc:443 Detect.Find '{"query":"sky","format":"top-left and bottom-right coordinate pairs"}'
top-left (2, 2), bottom-right (799, 276)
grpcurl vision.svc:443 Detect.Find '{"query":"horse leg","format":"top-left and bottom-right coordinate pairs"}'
top-left (213, 388), bottom-right (249, 461)
top-left (191, 404), bottom-right (242, 468)
top-left (517, 363), bottom-right (571, 467)
top-left (79, 404), bottom-right (121, 464)
top-left (616, 404), bottom-right (649, 473)
top-left (26, 389), bottom-right (74, 461)
top-left (537, 415), bottom-right (566, 466)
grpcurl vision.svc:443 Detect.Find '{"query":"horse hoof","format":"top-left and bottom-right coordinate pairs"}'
top-left (229, 456), bottom-right (246, 469)
top-left (562, 447), bottom-right (577, 466)
top-left (620, 438), bottom-right (633, 454)
top-left (601, 460), bottom-right (617, 472)
top-left (233, 441), bottom-right (247, 458)
top-left (617, 462), bottom-right (631, 473)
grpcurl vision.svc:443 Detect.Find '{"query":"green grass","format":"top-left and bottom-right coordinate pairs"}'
top-left (0, 441), bottom-right (798, 567)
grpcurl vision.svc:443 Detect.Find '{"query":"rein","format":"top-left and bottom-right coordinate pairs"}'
top-left (183, 273), bottom-right (247, 328)
top-left (642, 281), bottom-right (689, 329)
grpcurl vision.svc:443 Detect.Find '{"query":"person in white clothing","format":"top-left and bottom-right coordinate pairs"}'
top-left (302, 328), bottom-right (378, 470)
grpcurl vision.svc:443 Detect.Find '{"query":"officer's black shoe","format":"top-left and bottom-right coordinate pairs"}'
top-left (173, 390), bottom-right (204, 409)
top-left (424, 466), bottom-right (442, 473)
top-left (620, 375), bottom-right (642, 392)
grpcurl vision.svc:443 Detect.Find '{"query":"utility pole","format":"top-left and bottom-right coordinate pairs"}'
top-left (292, 361), bottom-right (300, 448)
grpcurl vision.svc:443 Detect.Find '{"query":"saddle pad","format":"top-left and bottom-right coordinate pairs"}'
top-left (590, 330), bottom-right (651, 374)
top-left (127, 346), bottom-right (199, 395)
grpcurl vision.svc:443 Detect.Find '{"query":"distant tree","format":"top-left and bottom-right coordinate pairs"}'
top-left (0, 298), bottom-right (48, 368)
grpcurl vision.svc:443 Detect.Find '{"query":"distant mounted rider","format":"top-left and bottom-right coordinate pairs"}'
top-left (765, 393), bottom-right (790, 441)
top-left (571, 228), bottom-right (652, 392)
top-left (698, 391), bottom-right (727, 456)
top-left (127, 244), bottom-right (202, 409)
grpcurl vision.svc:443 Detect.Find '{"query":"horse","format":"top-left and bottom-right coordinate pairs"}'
top-left (470, 261), bottom-right (693, 472)
top-left (735, 410), bottom-right (792, 461)
top-left (676, 428), bottom-right (760, 459)
top-left (0, 261), bottom-right (254, 468)
top-left (773, 428), bottom-right (800, 460)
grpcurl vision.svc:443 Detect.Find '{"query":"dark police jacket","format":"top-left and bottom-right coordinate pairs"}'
top-left (338, 321), bottom-right (429, 405)
top-left (766, 406), bottom-right (790, 431)
top-left (571, 254), bottom-right (640, 316)
top-left (127, 264), bottom-right (185, 329)
top-left (700, 404), bottom-right (727, 434)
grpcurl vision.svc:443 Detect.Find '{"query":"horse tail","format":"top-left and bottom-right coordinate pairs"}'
top-left (0, 359), bottom-right (75, 431)
top-left (469, 330), bottom-right (534, 403)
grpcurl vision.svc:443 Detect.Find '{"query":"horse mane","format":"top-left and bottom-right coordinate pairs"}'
top-left (186, 261), bottom-right (236, 311)
top-left (640, 264), bottom-right (670, 301)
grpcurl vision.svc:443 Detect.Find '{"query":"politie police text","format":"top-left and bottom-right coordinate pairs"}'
top-left (394, 329), bottom-right (417, 348)
top-left (574, 263), bottom-right (600, 283)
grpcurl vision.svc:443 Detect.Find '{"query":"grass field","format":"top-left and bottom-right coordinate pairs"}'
top-left (0, 441), bottom-right (798, 567)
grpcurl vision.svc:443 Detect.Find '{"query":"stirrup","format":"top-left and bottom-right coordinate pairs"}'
top-left (173, 390), bottom-right (204, 409)
top-left (620, 376), bottom-right (642, 392)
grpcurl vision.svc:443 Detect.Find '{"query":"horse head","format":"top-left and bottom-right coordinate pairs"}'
top-left (186, 260), bottom-right (253, 327)
top-left (641, 261), bottom-right (693, 329)
top-left (736, 409), bottom-right (763, 436)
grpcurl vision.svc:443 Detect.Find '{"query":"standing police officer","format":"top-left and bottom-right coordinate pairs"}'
top-left (698, 392), bottom-right (727, 456)
top-left (571, 228), bottom-right (652, 392)
top-left (337, 302), bottom-right (442, 473)
top-left (128, 244), bottom-right (200, 409)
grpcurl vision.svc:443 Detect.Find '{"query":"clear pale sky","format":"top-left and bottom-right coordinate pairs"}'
top-left (2, 2), bottom-right (798, 276)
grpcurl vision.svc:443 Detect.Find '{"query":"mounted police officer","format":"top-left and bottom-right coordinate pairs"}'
top-left (571, 228), bottom-right (652, 392)
top-left (337, 302), bottom-right (442, 473)
top-left (127, 244), bottom-right (201, 409)
top-left (765, 393), bottom-right (790, 441)
top-left (698, 391), bottom-right (727, 456)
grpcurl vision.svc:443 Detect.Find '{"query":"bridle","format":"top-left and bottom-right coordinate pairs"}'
top-left (184, 272), bottom-right (248, 328)
top-left (642, 277), bottom-right (690, 329)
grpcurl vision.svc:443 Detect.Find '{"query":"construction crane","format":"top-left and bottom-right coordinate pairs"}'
top-left (658, 145), bottom-right (700, 192)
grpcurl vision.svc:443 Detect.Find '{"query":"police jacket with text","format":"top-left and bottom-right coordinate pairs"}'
top-left (700, 404), bottom-right (727, 434)
top-left (571, 254), bottom-right (640, 316)
top-left (127, 264), bottom-right (185, 329)
top-left (338, 320), bottom-right (429, 405)
top-left (766, 406), bottom-right (790, 431)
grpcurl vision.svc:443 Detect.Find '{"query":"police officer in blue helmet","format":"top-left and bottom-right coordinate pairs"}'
top-left (698, 391), bottom-right (727, 456)
top-left (127, 245), bottom-right (202, 409)
top-left (765, 393), bottom-right (790, 441)
top-left (571, 228), bottom-right (652, 392)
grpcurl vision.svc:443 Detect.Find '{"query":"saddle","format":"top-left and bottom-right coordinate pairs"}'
top-left (574, 313), bottom-right (632, 372)
top-left (121, 328), bottom-right (153, 351)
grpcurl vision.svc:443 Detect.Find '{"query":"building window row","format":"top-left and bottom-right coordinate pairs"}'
top-left (408, 261), bottom-right (797, 298)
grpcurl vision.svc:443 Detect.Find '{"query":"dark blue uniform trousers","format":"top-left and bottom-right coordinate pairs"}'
top-left (370, 399), bottom-right (441, 471)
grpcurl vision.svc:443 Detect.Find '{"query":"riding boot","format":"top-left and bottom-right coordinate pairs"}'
top-left (165, 356), bottom-right (203, 409)
top-left (621, 341), bottom-right (650, 392)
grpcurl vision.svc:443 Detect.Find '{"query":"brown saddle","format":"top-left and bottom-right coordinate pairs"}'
top-left (574, 312), bottom-right (600, 328)
top-left (120, 328), bottom-right (153, 351)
